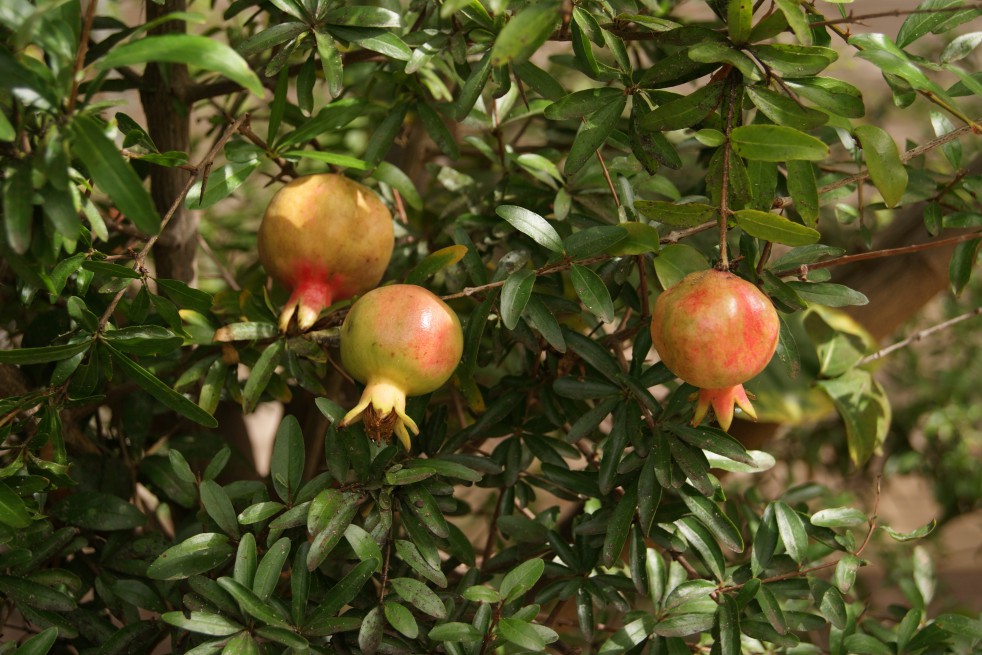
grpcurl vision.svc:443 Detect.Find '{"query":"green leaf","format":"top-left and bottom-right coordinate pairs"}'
top-left (453, 50), bottom-right (493, 120)
top-left (69, 116), bottom-right (160, 235)
top-left (607, 223), bottom-right (662, 255)
top-left (733, 209), bottom-right (820, 246)
top-left (323, 5), bottom-right (401, 27)
top-left (394, 540), bottom-right (446, 587)
top-left (774, 501), bottom-right (808, 563)
top-left (751, 45), bottom-right (837, 77)
top-left (525, 294), bottom-right (566, 352)
top-left (717, 595), bottom-right (741, 655)
top-left (934, 613), bottom-right (982, 640)
top-left (565, 94), bottom-right (626, 175)
top-left (217, 577), bottom-right (291, 628)
top-left (854, 125), bottom-right (907, 208)
top-left (842, 634), bottom-right (894, 655)
top-left (389, 577), bottom-right (446, 619)
top-left (601, 485), bottom-right (637, 567)
top-left (545, 88), bottom-right (624, 120)
top-left (237, 22), bottom-right (307, 56)
top-left (428, 622), bottom-right (482, 642)
top-left (563, 226), bottom-right (628, 259)
top-left (811, 507), bottom-right (867, 528)
top-left (185, 161), bottom-right (260, 210)
top-left (104, 343), bottom-right (218, 428)
top-left (497, 617), bottom-right (546, 651)
top-left (786, 282), bottom-right (869, 307)
top-left (835, 553), bottom-right (861, 594)
top-left (253, 537), bottom-right (290, 601)
top-left (640, 81), bottom-right (724, 131)
top-left (156, 278), bottom-right (214, 314)
top-left (784, 77), bottom-right (865, 119)
top-left (745, 86), bottom-right (827, 131)
top-left (653, 613), bottom-right (716, 637)
top-left (0, 340), bottom-right (93, 366)
top-left (949, 238), bottom-right (980, 295)
top-left (597, 615), bottom-right (656, 654)
top-left (147, 533), bottom-right (234, 580)
top-left (851, 33), bottom-right (936, 92)
top-left (757, 584), bottom-right (787, 635)
top-left (51, 491), bottom-right (146, 531)
top-left (570, 264), bottom-right (615, 324)
top-left (345, 524), bottom-right (383, 567)
top-left (103, 325), bottom-right (183, 356)
top-left (0, 481), bottom-right (32, 529)
top-left (774, 0), bottom-right (812, 45)
top-left (403, 484), bottom-right (449, 538)
top-left (817, 369), bottom-right (890, 466)
top-left (786, 160), bottom-right (819, 227)
top-left (161, 611), bottom-right (243, 637)
top-left (500, 268), bottom-right (535, 330)
top-left (3, 160), bottom-right (33, 254)
top-left (0, 575), bottom-right (76, 612)
top-left (636, 201), bottom-right (716, 228)
top-left (942, 31), bottom-right (982, 63)
top-left (731, 125), bottom-right (829, 161)
top-left (667, 424), bottom-right (754, 465)
top-left (882, 519), bottom-right (937, 542)
top-left (500, 558), bottom-right (544, 602)
top-left (373, 160), bottom-right (422, 211)
top-left (897, 0), bottom-right (967, 48)
top-left (270, 414), bottom-right (304, 503)
top-left (242, 340), bottom-right (285, 413)
top-left (199, 480), bottom-right (239, 539)
top-left (496, 205), bottom-right (564, 253)
top-left (679, 486), bottom-right (744, 552)
top-left (11, 627), bottom-right (58, 655)
top-left (676, 516), bottom-right (726, 580)
top-left (98, 34), bottom-right (263, 96)
top-left (688, 42), bottom-right (761, 80)
top-left (382, 602), bottom-right (418, 639)
top-left (727, 0), bottom-right (753, 44)
top-left (653, 244), bottom-right (708, 290)
top-left (490, 2), bottom-right (559, 66)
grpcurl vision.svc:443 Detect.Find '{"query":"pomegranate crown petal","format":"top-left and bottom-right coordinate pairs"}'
top-left (339, 379), bottom-right (419, 450)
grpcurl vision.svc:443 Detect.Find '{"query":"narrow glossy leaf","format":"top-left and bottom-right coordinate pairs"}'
top-left (653, 613), bottom-right (716, 637)
top-left (307, 495), bottom-right (360, 570)
top-left (786, 282), bottom-right (869, 307)
top-left (570, 264), bottom-right (615, 323)
top-left (0, 576), bottom-right (76, 612)
top-left (147, 533), bottom-right (233, 580)
top-left (717, 595), bottom-right (740, 655)
top-left (237, 22), bottom-right (307, 56)
top-left (851, 33), bottom-right (936, 92)
top-left (785, 77), bottom-right (865, 118)
top-left (854, 125), bottom-right (907, 208)
top-left (640, 81), bottom-right (724, 131)
top-left (0, 481), bottom-right (31, 529)
top-left (817, 369), bottom-right (889, 466)
top-left (636, 201), bottom-right (716, 227)
top-left (490, 2), bottom-right (560, 66)
top-left (271, 414), bottom-right (304, 503)
top-left (727, 0), bottom-right (752, 44)
top-left (429, 622), bottom-right (482, 642)
top-left (105, 343), bottom-right (218, 427)
top-left (416, 103), bottom-right (459, 159)
top-left (403, 484), bottom-right (449, 538)
top-left (667, 424), bottom-right (753, 465)
top-left (811, 507), bottom-right (867, 528)
top-left (500, 558), bottom-right (544, 602)
top-left (746, 86), bottom-right (827, 131)
top-left (0, 340), bottom-right (93, 366)
top-left (774, 0), bottom-right (811, 45)
top-left (935, 613), bottom-right (982, 640)
top-left (103, 326), bottom-right (183, 356)
top-left (688, 42), bottom-right (761, 80)
top-left (161, 611), bottom-right (243, 637)
top-left (98, 34), bottom-right (263, 96)
top-left (374, 161), bottom-right (422, 210)
top-left (734, 209), bottom-right (820, 246)
top-left (496, 205), bottom-right (564, 253)
top-left (545, 88), bottom-right (624, 120)
top-left (757, 584), bottom-right (787, 634)
top-left (10, 627), bottom-right (58, 655)
top-left (565, 95), bottom-right (626, 175)
top-left (501, 268), bottom-right (535, 330)
top-left (252, 537), bottom-right (290, 601)
top-left (525, 294), bottom-right (566, 352)
top-left (882, 519), bottom-right (937, 542)
top-left (242, 340), bottom-right (285, 414)
top-left (69, 116), bottom-right (160, 235)
top-left (786, 160), bottom-right (819, 226)
top-left (731, 125), bottom-right (829, 161)
top-left (453, 50), bottom-right (493, 120)
top-left (498, 617), bottom-right (546, 651)
top-left (3, 160), bottom-right (33, 254)
top-left (679, 486), bottom-right (743, 552)
top-left (597, 615), bottom-right (656, 654)
top-left (323, 5), bottom-right (400, 27)
top-left (217, 577), bottom-right (290, 628)
top-left (390, 577), bottom-right (446, 619)
top-left (835, 553), bottom-right (861, 593)
top-left (601, 485), bottom-right (637, 567)
top-left (394, 540), bottom-right (446, 587)
top-left (185, 161), bottom-right (260, 210)
top-left (897, 0), bottom-right (966, 48)
top-left (676, 517), bottom-right (725, 580)
top-left (563, 226), bottom-right (627, 259)
top-left (233, 533), bottom-right (257, 588)
top-left (774, 501), bottom-right (808, 563)
top-left (949, 238), bottom-right (980, 295)
top-left (383, 602), bottom-right (418, 639)
top-left (200, 480), bottom-right (240, 539)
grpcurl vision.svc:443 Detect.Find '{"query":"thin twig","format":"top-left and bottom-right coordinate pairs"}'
top-left (595, 149), bottom-right (620, 208)
top-left (196, 233), bottom-right (241, 291)
top-left (859, 307), bottom-right (982, 365)
top-left (809, 3), bottom-right (982, 28)
top-left (718, 79), bottom-right (739, 270)
top-left (772, 230), bottom-right (982, 278)
top-left (68, 0), bottom-right (99, 114)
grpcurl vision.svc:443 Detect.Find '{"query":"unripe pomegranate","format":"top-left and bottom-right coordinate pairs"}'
top-left (258, 174), bottom-right (394, 332)
top-left (649, 269), bottom-right (779, 431)
top-left (339, 284), bottom-right (464, 449)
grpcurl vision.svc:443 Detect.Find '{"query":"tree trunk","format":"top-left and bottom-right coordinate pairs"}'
top-left (138, 0), bottom-right (195, 283)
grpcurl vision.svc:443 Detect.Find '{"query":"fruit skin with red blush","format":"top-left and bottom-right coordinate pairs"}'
top-left (649, 269), bottom-right (780, 431)
top-left (339, 284), bottom-right (464, 449)
top-left (258, 173), bottom-right (394, 332)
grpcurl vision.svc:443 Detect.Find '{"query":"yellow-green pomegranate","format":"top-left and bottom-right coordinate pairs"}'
top-left (650, 269), bottom-right (779, 431)
top-left (258, 174), bottom-right (394, 332)
top-left (340, 284), bottom-right (463, 449)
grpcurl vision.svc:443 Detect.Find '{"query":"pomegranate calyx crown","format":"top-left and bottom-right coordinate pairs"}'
top-left (340, 379), bottom-right (418, 450)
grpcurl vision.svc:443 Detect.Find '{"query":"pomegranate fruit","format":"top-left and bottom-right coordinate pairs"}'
top-left (258, 173), bottom-right (394, 332)
top-left (339, 284), bottom-right (463, 449)
top-left (649, 269), bottom-right (779, 431)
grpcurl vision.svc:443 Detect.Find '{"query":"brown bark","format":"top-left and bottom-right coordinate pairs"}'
top-left (138, 0), bottom-right (195, 283)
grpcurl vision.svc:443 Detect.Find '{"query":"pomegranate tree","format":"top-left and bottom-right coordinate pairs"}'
top-left (258, 173), bottom-right (394, 332)
top-left (650, 269), bottom-right (780, 431)
top-left (339, 284), bottom-right (464, 448)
